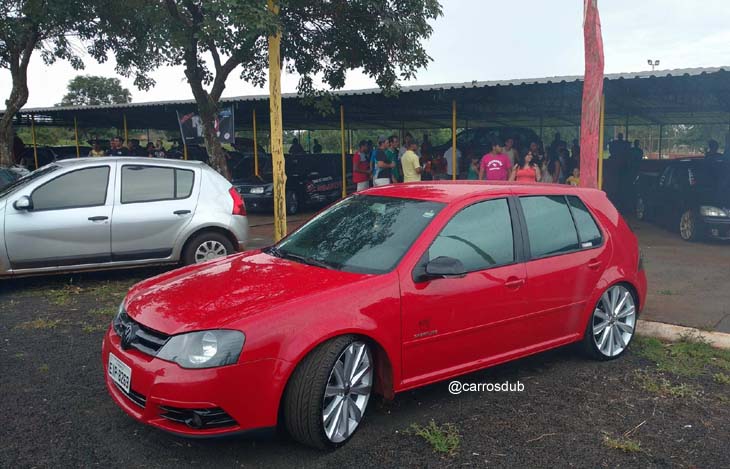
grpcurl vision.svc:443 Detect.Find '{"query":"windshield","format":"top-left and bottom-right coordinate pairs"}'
top-left (0, 165), bottom-right (59, 199)
top-left (272, 195), bottom-right (445, 274)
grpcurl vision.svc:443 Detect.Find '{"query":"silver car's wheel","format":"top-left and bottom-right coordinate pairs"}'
top-left (194, 240), bottom-right (228, 263)
top-left (591, 285), bottom-right (636, 358)
top-left (322, 341), bottom-right (373, 444)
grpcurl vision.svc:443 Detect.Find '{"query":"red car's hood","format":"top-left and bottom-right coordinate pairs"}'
top-left (125, 251), bottom-right (370, 335)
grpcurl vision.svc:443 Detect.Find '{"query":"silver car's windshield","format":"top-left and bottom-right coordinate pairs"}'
top-left (269, 195), bottom-right (445, 274)
top-left (0, 165), bottom-right (59, 199)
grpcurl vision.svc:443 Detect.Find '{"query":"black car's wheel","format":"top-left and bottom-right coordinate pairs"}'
top-left (284, 335), bottom-right (374, 449)
top-left (182, 231), bottom-right (235, 265)
top-left (286, 190), bottom-right (299, 215)
top-left (635, 196), bottom-right (648, 221)
top-left (583, 284), bottom-right (637, 361)
top-left (679, 209), bottom-right (702, 241)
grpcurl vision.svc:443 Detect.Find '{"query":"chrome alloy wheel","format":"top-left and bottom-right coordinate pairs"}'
top-left (592, 285), bottom-right (636, 358)
top-left (679, 210), bottom-right (695, 240)
top-left (322, 341), bottom-right (373, 443)
top-left (194, 240), bottom-right (228, 263)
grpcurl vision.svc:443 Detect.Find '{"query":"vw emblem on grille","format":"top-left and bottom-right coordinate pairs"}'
top-left (120, 323), bottom-right (138, 350)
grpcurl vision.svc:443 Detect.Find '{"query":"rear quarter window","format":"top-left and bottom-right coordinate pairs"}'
top-left (567, 196), bottom-right (603, 248)
top-left (520, 195), bottom-right (580, 258)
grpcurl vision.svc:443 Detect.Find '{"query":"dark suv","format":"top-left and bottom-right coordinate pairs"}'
top-left (635, 159), bottom-right (730, 241)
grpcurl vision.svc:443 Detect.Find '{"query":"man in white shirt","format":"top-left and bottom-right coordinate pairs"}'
top-left (504, 138), bottom-right (518, 167)
top-left (443, 146), bottom-right (462, 180)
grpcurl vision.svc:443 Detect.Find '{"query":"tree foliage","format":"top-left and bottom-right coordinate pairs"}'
top-left (94, 0), bottom-right (443, 178)
top-left (58, 75), bottom-right (132, 106)
top-left (0, 0), bottom-right (96, 166)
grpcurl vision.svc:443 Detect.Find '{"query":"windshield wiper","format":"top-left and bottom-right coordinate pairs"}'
top-left (264, 246), bottom-right (337, 270)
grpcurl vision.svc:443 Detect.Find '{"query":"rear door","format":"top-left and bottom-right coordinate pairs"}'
top-left (110, 163), bottom-right (200, 261)
top-left (4, 164), bottom-right (114, 269)
top-left (400, 197), bottom-right (528, 384)
top-left (517, 195), bottom-right (608, 345)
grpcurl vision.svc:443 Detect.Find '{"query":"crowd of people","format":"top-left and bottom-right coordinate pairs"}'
top-left (88, 137), bottom-right (168, 158)
top-left (350, 131), bottom-right (586, 190)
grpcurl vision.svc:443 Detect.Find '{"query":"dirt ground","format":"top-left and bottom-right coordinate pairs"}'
top-left (1, 260), bottom-right (730, 468)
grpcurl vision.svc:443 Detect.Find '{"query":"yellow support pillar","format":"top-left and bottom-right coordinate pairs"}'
top-left (123, 114), bottom-right (129, 146)
top-left (253, 108), bottom-right (259, 177)
top-left (31, 115), bottom-right (38, 170)
top-left (598, 94), bottom-right (605, 190)
top-left (74, 116), bottom-right (80, 158)
top-left (268, 0), bottom-right (287, 242)
top-left (340, 105), bottom-right (346, 199)
top-left (451, 100), bottom-right (457, 180)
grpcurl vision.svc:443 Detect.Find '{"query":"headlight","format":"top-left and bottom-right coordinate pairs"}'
top-left (157, 330), bottom-right (245, 369)
top-left (250, 186), bottom-right (265, 194)
top-left (699, 206), bottom-right (729, 217)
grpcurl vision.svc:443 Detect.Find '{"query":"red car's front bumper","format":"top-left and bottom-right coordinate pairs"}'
top-left (101, 326), bottom-right (288, 437)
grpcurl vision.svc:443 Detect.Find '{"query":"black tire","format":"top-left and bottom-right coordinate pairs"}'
top-left (582, 284), bottom-right (638, 361)
top-left (181, 231), bottom-right (235, 265)
top-left (283, 335), bottom-right (372, 449)
top-left (679, 209), bottom-right (702, 242)
top-left (286, 190), bottom-right (299, 215)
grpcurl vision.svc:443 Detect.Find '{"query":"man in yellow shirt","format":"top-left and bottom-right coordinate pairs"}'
top-left (401, 140), bottom-right (422, 183)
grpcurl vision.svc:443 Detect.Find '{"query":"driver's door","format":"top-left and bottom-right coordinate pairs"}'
top-left (5, 164), bottom-right (114, 270)
top-left (399, 197), bottom-right (527, 386)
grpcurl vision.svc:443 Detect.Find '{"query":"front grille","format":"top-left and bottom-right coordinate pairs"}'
top-left (114, 382), bottom-right (147, 408)
top-left (113, 309), bottom-right (170, 356)
top-left (159, 406), bottom-right (238, 430)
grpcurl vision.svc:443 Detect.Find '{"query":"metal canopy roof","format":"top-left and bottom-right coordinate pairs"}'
top-left (5, 66), bottom-right (730, 131)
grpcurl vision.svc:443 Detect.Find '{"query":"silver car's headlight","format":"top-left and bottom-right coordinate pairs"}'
top-left (157, 330), bottom-right (245, 369)
top-left (699, 206), bottom-right (729, 217)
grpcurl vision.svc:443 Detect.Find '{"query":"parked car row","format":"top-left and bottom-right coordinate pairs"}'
top-left (634, 158), bottom-right (730, 241)
top-left (0, 157), bottom-right (248, 277)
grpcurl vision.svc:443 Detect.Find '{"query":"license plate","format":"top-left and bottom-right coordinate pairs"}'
top-left (108, 352), bottom-right (132, 394)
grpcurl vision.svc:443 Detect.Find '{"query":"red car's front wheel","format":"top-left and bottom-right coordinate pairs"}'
top-left (284, 335), bottom-right (374, 449)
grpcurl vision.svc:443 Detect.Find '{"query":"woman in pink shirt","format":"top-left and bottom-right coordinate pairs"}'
top-left (510, 151), bottom-right (542, 183)
top-left (478, 143), bottom-right (511, 181)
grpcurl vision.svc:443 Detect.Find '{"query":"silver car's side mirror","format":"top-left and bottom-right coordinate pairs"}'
top-left (13, 196), bottom-right (32, 211)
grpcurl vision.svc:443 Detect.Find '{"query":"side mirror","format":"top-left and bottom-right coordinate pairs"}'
top-left (13, 195), bottom-right (32, 211)
top-left (425, 256), bottom-right (466, 279)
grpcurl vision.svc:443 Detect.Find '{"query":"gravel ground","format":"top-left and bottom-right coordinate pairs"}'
top-left (1, 268), bottom-right (729, 468)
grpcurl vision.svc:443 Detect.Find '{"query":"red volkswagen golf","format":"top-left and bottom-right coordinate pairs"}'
top-left (102, 182), bottom-right (646, 449)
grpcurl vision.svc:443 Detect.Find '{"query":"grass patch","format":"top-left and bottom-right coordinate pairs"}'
top-left (81, 323), bottom-right (108, 333)
top-left (16, 318), bottom-right (62, 330)
top-left (634, 370), bottom-right (699, 399)
top-left (410, 420), bottom-right (460, 456)
top-left (84, 281), bottom-right (132, 301)
top-left (89, 305), bottom-right (119, 317)
top-left (43, 284), bottom-right (83, 306)
top-left (38, 364), bottom-right (49, 373)
top-left (713, 373), bottom-right (730, 385)
top-left (603, 435), bottom-right (642, 453)
top-left (633, 335), bottom-right (730, 377)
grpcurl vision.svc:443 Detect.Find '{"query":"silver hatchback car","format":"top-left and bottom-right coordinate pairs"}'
top-left (0, 157), bottom-right (248, 277)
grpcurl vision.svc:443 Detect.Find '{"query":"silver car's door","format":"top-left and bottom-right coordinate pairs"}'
top-left (110, 163), bottom-right (199, 261)
top-left (4, 164), bottom-right (114, 269)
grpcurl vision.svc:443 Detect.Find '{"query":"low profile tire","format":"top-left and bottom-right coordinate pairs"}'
top-left (284, 335), bottom-right (374, 449)
top-left (679, 209), bottom-right (702, 242)
top-left (583, 284), bottom-right (637, 361)
top-left (286, 190), bottom-right (299, 215)
top-left (635, 196), bottom-right (647, 221)
top-left (182, 231), bottom-right (234, 265)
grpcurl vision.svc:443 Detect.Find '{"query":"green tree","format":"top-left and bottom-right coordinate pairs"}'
top-left (0, 0), bottom-right (95, 166)
top-left (58, 75), bottom-right (132, 106)
top-left (93, 0), bottom-right (442, 179)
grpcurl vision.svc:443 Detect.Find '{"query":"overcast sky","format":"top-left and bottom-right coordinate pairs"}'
top-left (4, 0), bottom-right (730, 108)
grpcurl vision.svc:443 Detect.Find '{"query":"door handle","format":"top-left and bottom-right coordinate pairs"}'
top-left (88, 216), bottom-right (109, 221)
top-left (587, 259), bottom-right (603, 270)
top-left (504, 278), bottom-right (525, 289)
top-left (173, 210), bottom-right (191, 215)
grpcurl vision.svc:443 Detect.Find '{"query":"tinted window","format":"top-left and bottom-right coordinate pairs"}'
top-left (32, 166), bottom-right (110, 210)
top-left (276, 195), bottom-right (444, 274)
top-left (521, 195), bottom-right (580, 258)
top-left (567, 196), bottom-right (602, 247)
top-left (121, 166), bottom-right (194, 203)
top-left (429, 199), bottom-right (514, 271)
